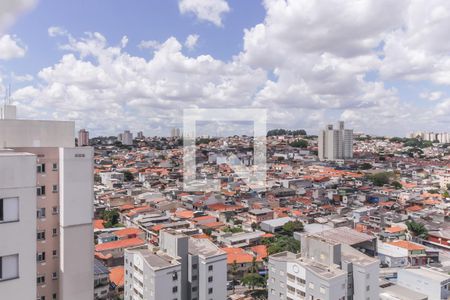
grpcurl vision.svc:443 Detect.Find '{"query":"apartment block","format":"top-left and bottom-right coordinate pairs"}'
top-left (0, 105), bottom-right (94, 300)
top-left (0, 150), bottom-right (37, 299)
top-left (318, 121), bottom-right (353, 161)
top-left (267, 233), bottom-right (379, 300)
top-left (125, 230), bottom-right (227, 300)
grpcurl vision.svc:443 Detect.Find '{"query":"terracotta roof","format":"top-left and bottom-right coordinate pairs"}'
top-left (175, 210), bottom-right (194, 219)
top-left (406, 205), bottom-right (423, 212)
top-left (95, 238), bottom-right (145, 252)
top-left (387, 240), bottom-right (425, 251)
top-left (93, 219), bottom-right (105, 230)
top-left (203, 221), bottom-right (225, 229)
top-left (251, 245), bottom-right (268, 260)
top-left (113, 228), bottom-right (143, 238)
top-left (109, 266), bottom-right (124, 287)
top-left (384, 226), bottom-right (405, 234)
top-left (221, 247), bottom-right (258, 264)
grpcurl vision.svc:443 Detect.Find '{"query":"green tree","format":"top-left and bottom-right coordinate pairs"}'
top-left (242, 273), bottom-right (265, 291)
top-left (446, 183), bottom-right (450, 190)
top-left (391, 181), bottom-right (402, 189)
top-left (406, 220), bottom-right (428, 238)
top-left (251, 222), bottom-right (258, 232)
top-left (359, 163), bottom-right (372, 170)
top-left (289, 139), bottom-right (308, 148)
top-left (123, 170), bottom-right (134, 181)
top-left (281, 221), bottom-right (304, 235)
top-left (367, 172), bottom-right (393, 186)
top-left (101, 209), bottom-right (120, 228)
top-left (265, 236), bottom-right (300, 255)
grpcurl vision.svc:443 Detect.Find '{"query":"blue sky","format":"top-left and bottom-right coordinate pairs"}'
top-left (1, 0), bottom-right (450, 136)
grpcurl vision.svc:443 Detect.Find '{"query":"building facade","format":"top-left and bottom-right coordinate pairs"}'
top-left (318, 121), bottom-right (353, 161)
top-left (78, 129), bottom-right (90, 146)
top-left (268, 233), bottom-right (379, 300)
top-left (0, 105), bottom-right (94, 300)
top-left (125, 230), bottom-right (227, 300)
top-left (0, 151), bottom-right (37, 300)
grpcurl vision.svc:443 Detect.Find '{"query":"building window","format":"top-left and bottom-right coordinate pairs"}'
top-left (172, 272), bottom-right (178, 281)
top-left (52, 272), bottom-right (58, 280)
top-left (37, 186), bottom-right (46, 196)
top-left (192, 287), bottom-right (198, 292)
top-left (208, 265), bottom-right (213, 271)
top-left (52, 228), bottom-right (58, 236)
top-left (52, 163), bottom-right (58, 171)
top-left (37, 252), bottom-right (46, 262)
top-left (37, 163), bottom-right (46, 173)
top-left (37, 208), bottom-right (46, 219)
top-left (37, 275), bottom-right (45, 285)
top-left (192, 275), bottom-right (198, 281)
top-left (172, 286), bottom-right (178, 293)
top-left (52, 293), bottom-right (57, 300)
top-left (0, 254), bottom-right (19, 281)
top-left (52, 206), bottom-right (59, 215)
top-left (208, 288), bottom-right (213, 294)
top-left (208, 276), bottom-right (213, 282)
top-left (52, 250), bottom-right (57, 257)
top-left (366, 285), bottom-right (370, 291)
top-left (0, 198), bottom-right (19, 223)
top-left (52, 185), bottom-right (58, 193)
top-left (192, 264), bottom-right (198, 269)
top-left (37, 230), bottom-right (46, 241)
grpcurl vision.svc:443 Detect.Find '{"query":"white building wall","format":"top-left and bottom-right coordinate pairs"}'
top-left (0, 119), bottom-right (74, 148)
top-left (59, 147), bottom-right (94, 300)
top-left (0, 152), bottom-right (37, 300)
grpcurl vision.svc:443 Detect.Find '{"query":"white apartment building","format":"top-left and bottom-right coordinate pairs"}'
top-left (125, 230), bottom-right (227, 300)
top-left (0, 150), bottom-right (37, 300)
top-left (124, 247), bottom-right (182, 300)
top-left (439, 174), bottom-right (450, 189)
top-left (0, 104), bottom-right (94, 300)
top-left (268, 233), bottom-right (379, 300)
top-left (318, 121), bottom-right (353, 161)
top-left (121, 130), bottom-right (133, 145)
top-left (397, 267), bottom-right (450, 300)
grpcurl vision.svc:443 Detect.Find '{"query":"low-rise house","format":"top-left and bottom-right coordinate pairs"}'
top-left (260, 217), bottom-right (293, 233)
top-left (95, 238), bottom-right (145, 266)
top-left (246, 208), bottom-right (275, 224)
top-left (94, 259), bottom-right (110, 300)
top-left (379, 240), bottom-right (428, 267)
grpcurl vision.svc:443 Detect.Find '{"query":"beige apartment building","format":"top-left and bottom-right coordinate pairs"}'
top-left (0, 105), bottom-right (94, 300)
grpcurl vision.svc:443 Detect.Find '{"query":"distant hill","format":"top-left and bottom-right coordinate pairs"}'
top-left (267, 129), bottom-right (307, 136)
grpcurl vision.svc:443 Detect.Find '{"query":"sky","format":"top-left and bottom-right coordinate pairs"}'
top-left (1, 0), bottom-right (450, 137)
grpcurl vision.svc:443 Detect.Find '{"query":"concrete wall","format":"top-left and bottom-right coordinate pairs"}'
top-left (0, 120), bottom-right (74, 148)
top-left (0, 152), bottom-right (37, 300)
top-left (59, 147), bottom-right (94, 300)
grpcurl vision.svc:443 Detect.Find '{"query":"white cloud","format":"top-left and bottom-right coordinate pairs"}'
top-left (0, 0), bottom-right (37, 34)
top-left (184, 34), bottom-right (199, 50)
top-left (0, 34), bottom-right (26, 60)
top-left (13, 33), bottom-right (265, 135)
top-left (11, 72), bottom-right (33, 82)
top-left (13, 0), bottom-right (450, 135)
top-left (48, 26), bottom-right (68, 37)
top-left (179, 0), bottom-right (230, 27)
top-left (138, 40), bottom-right (161, 50)
top-left (420, 91), bottom-right (444, 102)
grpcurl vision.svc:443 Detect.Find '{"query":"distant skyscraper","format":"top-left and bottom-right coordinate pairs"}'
top-left (118, 130), bottom-right (133, 145)
top-left (0, 105), bottom-right (94, 300)
top-left (318, 121), bottom-right (353, 161)
top-left (171, 127), bottom-right (181, 138)
top-left (137, 131), bottom-right (144, 139)
top-left (78, 129), bottom-right (89, 146)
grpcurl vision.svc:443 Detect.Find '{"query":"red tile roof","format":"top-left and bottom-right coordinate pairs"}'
top-left (95, 238), bottom-right (145, 252)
